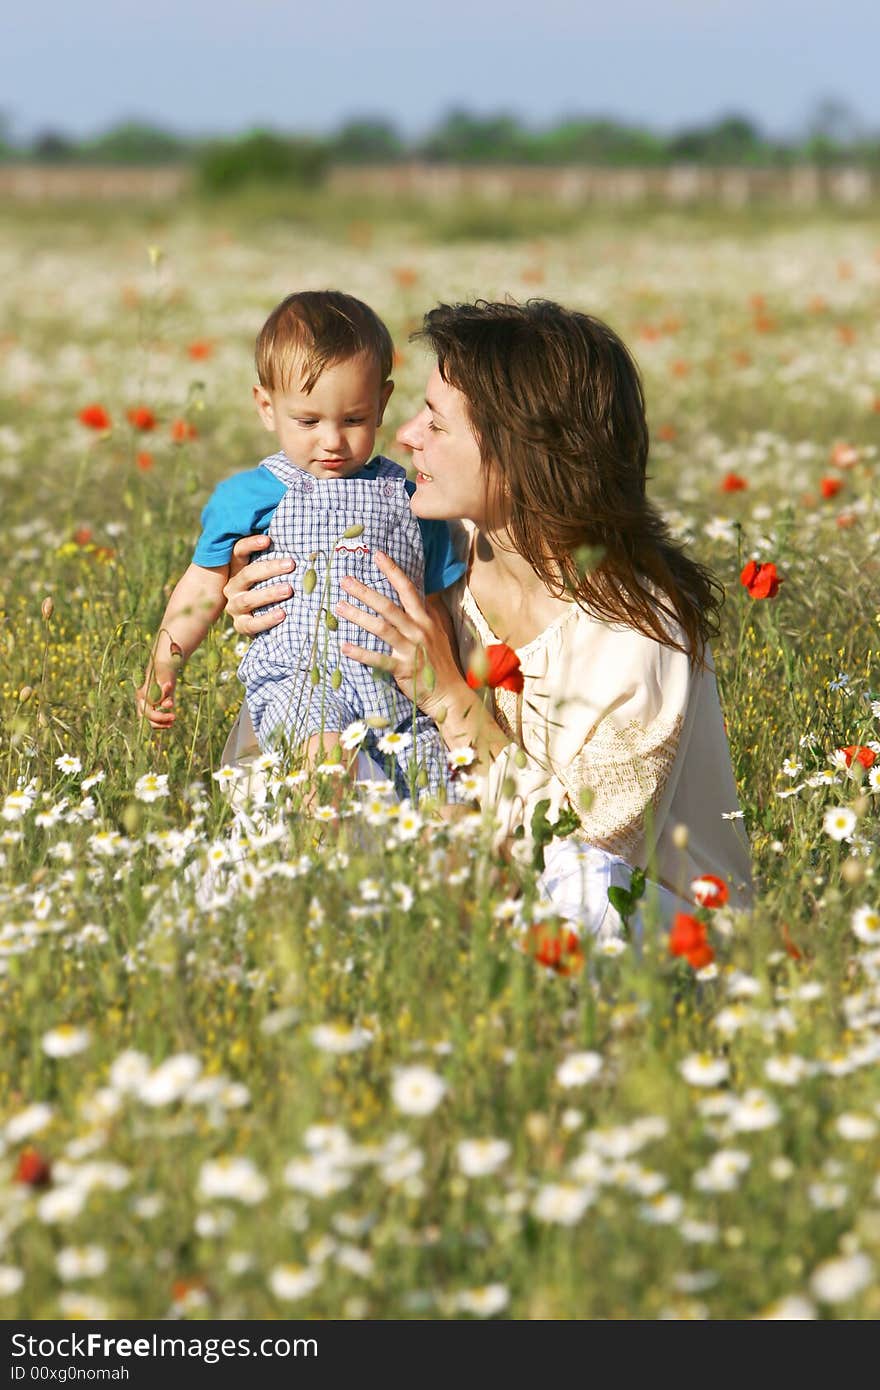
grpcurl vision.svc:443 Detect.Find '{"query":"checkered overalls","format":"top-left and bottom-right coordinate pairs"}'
top-left (237, 453), bottom-right (462, 801)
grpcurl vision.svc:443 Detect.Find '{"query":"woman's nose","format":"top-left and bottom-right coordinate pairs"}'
top-left (396, 409), bottom-right (425, 451)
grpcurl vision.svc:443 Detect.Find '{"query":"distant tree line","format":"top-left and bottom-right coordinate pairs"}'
top-left (2, 102), bottom-right (878, 188)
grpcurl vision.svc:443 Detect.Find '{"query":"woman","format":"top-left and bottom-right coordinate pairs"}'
top-left (222, 299), bottom-right (752, 935)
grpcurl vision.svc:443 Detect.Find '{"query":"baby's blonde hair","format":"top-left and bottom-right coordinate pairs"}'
top-left (256, 289), bottom-right (393, 393)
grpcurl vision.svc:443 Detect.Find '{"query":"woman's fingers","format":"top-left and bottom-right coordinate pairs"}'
top-left (337, 642), bottom-right (393, 672)
top-left (224, 560), bottom-right (294, 603)
top-left (336, 578), bottom-right (425, 646)
top-left (232, 606), bottom-right (287, 636)
top-left (373, 551), bottom-right (424, 614)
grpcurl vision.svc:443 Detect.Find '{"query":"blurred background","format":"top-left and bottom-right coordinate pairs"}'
top-left (2, 0), bottom-right (880, 208)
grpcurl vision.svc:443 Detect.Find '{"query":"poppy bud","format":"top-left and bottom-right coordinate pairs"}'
top-left (514, 748), bottom-right (528, 769)
top-left (148, 682), bottom-right (162, 705)
top-left (15, 1147), bottom-right (51, 1187)
top-left (366, 714), bottom-right (390, 729)
top-left (41, 597), bottom-right (54, 621)
top-left (325, 613), bottom-right (338, 631)
top-left (18, 685), bottom-right (33, 703)
top-left (672, 823), bottom-right (690, 849)
top-left (310, 665), bottom-right (321, 686)
top-left (330, 669), bottom-right (342, 690)
top-left (342, 523), bottom-right (364, 539)
top-left (169, 641), bottom-right (184, 668)
top-left (303, 569), bottom-right (317, 595)
top-left (421, 664), bottom-right (436, 691)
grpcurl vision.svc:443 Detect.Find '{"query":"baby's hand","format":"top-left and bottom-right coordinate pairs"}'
top-left (136, 676), bottom-right (177, 730)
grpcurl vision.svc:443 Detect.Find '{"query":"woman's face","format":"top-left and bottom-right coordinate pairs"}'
top-left (396, 366), bottom-right (494, 527)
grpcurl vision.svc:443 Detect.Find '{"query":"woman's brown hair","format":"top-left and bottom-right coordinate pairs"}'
top-left (418, 299), bottom-right (722, 665)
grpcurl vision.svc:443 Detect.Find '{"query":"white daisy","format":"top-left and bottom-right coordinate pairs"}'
top-left (55, 755), bottom-right (82, 776)
top-left (456, 1138), bottom-right (511, 1177)
top-left (138, 1053), bottom-right (201, 1106)
top-left (532, 1183), bottom-right (594, 1225)
top-left (836, 1112), bottom-right (877, 1141)
top-left (555, 1051), bottom-right (603, 1087)
top-left (852, 905), bottom-right (880, 945)
top-left (680, 1054), bottom-right (730, 1087)
top-left (337, 722), bottom-right (367, 751)
top-left (823, 806), bottom-right (857, 841)
top-left (456, 1285), bottom-right (510, 1316)
top-left (310, 1023), bottom-right (372, 1055)
top-left (728, 1089), bottom-right (781, 1132)
top-left (268, 1264), bottom-right (322, 1301)
top-left (197, 1156), bottom-right (268, 1205)
top-left (809, 1253), bottom-right (873, 1304)
top-left (391, 1065), bottom-right (447, 1116)
top-left (134, 772), bottom-right (169, 803)
top-left (377, 731), bottom-right (413, 754)
top-left (42, 1026), bottom-right (90, 1058)
top-left (212, 765), bottom-right (242, 786)
top-left (56, 1246), bottom-right (108, 1281)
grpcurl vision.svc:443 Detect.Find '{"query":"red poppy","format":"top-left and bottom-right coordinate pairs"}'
top-left (170, 418), bottom-right (198, 443)
top-left (127, 406), bottom-right (156, 432)
top-left (686, 939), bottom-right (715, 970)
top-left (721, 472), bottom-right (748, 493)
top-left (658, 423), bottom-right (677, 442)
top-left (136, 451), bottom-right (154, 472)
top-left (523, 924), bottom-right (584, 976)
top-left (670, 359), bottom-right (690, 378)
top-left (187, 340), bottom-right (213, 360)
top-left (820, 477), bottom-right (843, 499)
top-left (780, 923), bottom-right (803, 962)
top-left (78, 403), bottom-right (111, 431)
top-left (690, 874), bottom-right (729, 909)
top-left (668, 912), bottom-right (715, 970)
top-left (15, 1147), bottom-right (51, 1187)
top-left (740, 559), bottom-right (782, 600)
top-left (466, 642), bottom-right (524, 693)
top-left (73, 526), bottom-right (93, 546)
top-left (669, 912), bottom-right (705, 957)
top-left (840, 745), bottom-right (877, 771)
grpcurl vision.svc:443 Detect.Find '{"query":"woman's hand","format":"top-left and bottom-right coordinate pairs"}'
top-left (223, 534), bottom-right (295, 636)
top-left (334, 552), bottom-right (465, 721)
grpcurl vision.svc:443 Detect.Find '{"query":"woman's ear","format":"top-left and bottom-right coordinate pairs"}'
top-left (377, 379), bottom-right (394, 424)
top-left (253, 384), bottom-right (276, 432)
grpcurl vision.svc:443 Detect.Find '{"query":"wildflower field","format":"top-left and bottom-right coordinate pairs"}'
top-left (1, 195), bottom-right (879, 1320)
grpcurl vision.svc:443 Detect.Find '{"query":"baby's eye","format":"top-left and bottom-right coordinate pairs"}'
top-left (426, 420), bottom-right (440, 432)
top-left (345, 417), bottom-right (366, 425)
top-left (296, 419), bottom-right (318, 427)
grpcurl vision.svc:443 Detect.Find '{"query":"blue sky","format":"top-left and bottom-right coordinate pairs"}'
top-left (2, 0), bottom-right (878, 139)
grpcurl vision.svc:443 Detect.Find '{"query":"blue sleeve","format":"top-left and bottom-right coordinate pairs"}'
top-left (415, 515), bottom-right (467, 595)
top-left (192, 467), bottom-right (286, 567)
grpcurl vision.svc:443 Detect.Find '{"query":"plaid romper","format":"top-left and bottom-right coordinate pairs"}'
top-left (237, 453), bottom-right (463, 801)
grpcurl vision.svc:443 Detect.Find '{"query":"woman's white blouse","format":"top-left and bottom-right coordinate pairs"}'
top-left (444, 533), bottom-right (753, 909)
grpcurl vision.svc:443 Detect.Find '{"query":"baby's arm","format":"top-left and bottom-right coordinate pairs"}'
top-left (136, 562), bottom-right (229, 728)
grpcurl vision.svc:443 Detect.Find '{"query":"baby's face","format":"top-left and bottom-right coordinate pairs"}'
top-left (254, 353), bottom-right (393, 480)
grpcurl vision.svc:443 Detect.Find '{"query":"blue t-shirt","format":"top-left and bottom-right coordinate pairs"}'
top-left (192, 456), bottom-right (465, 595)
